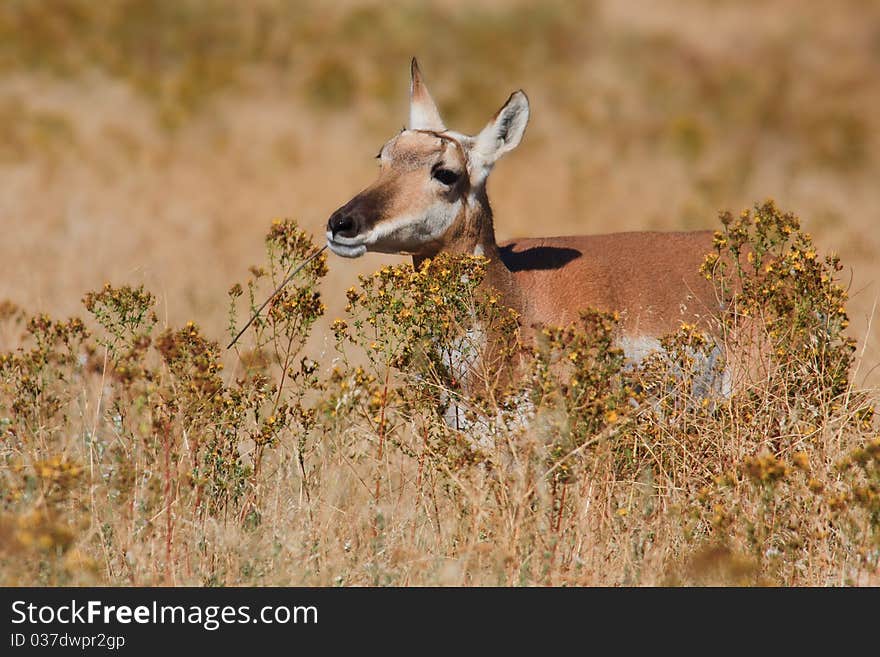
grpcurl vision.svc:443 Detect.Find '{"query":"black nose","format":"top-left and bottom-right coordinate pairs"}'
top-left (328, 210), bottom-right (359, 238)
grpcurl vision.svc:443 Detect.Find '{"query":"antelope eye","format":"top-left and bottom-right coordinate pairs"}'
top-left (432, 167), bottom-right (460, 186)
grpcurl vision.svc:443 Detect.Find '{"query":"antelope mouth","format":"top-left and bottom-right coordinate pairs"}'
top-left (326, 231), bottom-right (367, 258)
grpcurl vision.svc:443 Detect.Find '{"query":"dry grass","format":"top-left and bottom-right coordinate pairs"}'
top-left (1, 0), bottom-right (879, 586)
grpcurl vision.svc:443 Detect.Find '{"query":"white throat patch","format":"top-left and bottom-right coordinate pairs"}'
top-left (363, 200), bottom-right (462, 254)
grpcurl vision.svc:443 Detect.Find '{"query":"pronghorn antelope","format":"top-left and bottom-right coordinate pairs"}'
top-left (327, 59), bottom-right (720, 365)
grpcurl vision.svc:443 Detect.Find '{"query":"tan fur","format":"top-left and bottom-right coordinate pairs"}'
top-left (489, 232), bottom-right (717, 337)
top-left (413, 198), bottom-right (718, 339)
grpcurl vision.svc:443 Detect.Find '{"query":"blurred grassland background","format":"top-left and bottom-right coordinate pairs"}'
top-left (1, 0), bottom-right (879, 378)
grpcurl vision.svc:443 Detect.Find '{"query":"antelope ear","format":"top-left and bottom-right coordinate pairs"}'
top-left (473, 91), bottom-right (530, 165)
top-left (409, 58), bottom-right (446, 132)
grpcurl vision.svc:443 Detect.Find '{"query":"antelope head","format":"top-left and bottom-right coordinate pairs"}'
top-left (325, 58), bottom-right (530, 259)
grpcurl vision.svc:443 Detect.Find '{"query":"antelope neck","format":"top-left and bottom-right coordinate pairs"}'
top-left (411, 190), bottom-right (524, 318)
